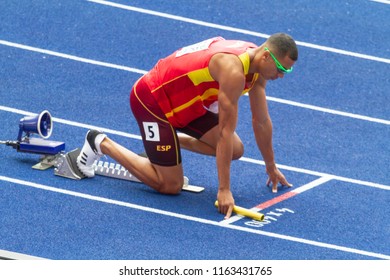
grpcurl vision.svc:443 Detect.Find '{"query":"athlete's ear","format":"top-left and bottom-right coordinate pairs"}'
top-left (262, 49), bottom-right (270, 61)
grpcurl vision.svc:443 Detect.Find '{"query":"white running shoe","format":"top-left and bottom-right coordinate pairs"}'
top-left (76, 130), bottom-right (106, 178)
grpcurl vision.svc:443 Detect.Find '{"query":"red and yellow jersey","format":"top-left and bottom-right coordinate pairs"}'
top-left (142, 37), bottom-right (258, 127)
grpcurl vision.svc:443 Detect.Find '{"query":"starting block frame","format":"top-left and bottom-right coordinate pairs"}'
top-left (92, 160), bottom-right (204, 192)
top-left (1, 110), bottom-right (204, 193)
top-left (49, 148), bottom-right (204, 193)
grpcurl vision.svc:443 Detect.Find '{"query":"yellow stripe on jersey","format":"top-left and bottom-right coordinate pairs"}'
top-left (165, 88), bottom-right (219, 119)
top-left (161, 51), bottom-right (253, 119)
top-left (187, 67), bottom-right (214, 86)
top-left (201, 88), bottom-right (219, 100)
top-left (187, 52), bottom-right (250, 86)
top-left (238, 52), bottom-right (250, 75)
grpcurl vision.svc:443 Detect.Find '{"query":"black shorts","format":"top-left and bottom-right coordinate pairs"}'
top-left (130, 78), bottom-right (218, 166)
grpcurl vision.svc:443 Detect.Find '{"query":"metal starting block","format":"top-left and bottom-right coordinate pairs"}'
top-left (93, 160), bottom-right (204, 192)
top-left (53, 148), bottom-right (204, 193)
top-left (54, 148), bottom-right (86, 180)
top-left (32, 154), bottom-right (62, 170)
top-left (93, 160), bottom-right (141, 183)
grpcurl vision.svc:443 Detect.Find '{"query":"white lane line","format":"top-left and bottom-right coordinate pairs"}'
top-left (0, 105), bottom-right (142, 140)
top-left (87, 0), bottom-right (390, 64)
top-left (1, 104), bottom-right (389, 191)
top-left (0, 40), bottom-right (389, 126)
top-left (0, 39), bottom-right (147, 75)
top-left (239, 156), bottom-right (390, 191)
top-left (266, 96), bottom-right (390, 126)
top-left (0, 250), bottom-right (47, 260)
top-left (1, 175), bottom-right (389, 260)
top-left (290, 176), bottom-right (334, 193)
top-left (370, 0), bottom-right (390, 4)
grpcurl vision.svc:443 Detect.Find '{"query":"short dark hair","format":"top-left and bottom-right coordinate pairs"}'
top-left (266, 33), bottom-right (298, 61)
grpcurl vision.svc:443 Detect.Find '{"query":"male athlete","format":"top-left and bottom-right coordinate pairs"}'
top-left (76, 33), bottom-right (298, 219)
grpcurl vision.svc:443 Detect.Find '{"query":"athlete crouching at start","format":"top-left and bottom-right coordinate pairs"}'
top-left (76, 33), bottom-right (298, 219)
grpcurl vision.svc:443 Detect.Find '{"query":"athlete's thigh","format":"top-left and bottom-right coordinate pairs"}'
top-left (200, 125), bottom-right (242, 147)
top-left (181, 111), bottom-right (243, 152)
top-left (202, 127), bottom-right (243, 159)
top-left (130, 79), bottom-right (182, 167)
top-left (178, 110), bottom-right (220, 146)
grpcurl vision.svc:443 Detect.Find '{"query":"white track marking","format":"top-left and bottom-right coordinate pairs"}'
top-left (0, 40), bottom-right (388, 126)
top-left (292, 176), bottom-right (334, 193)
top-left (0, 105), bottom-right (142, 140)
top-left (0, 40), bottom-right (147, 75)
top-left (0, 250), bottom-right (47, 260)
top-left (239, 156), bottom-right (390, 190)
top-left (1, 104), bottom-right (389, 190)
top-left (1, 175), bottom-right (389, 260)
top-left (370, 0), bottom-right (390, 4)
top-left (221, 176), bottom-right (333, 225)
top-left (87, 0), bottom-right (390, 64)
top-left (265, 96), bottom-right (390, 125)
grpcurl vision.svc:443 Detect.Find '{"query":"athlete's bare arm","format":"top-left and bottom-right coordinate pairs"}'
top-left (209, 53), bottom-right (246, 218)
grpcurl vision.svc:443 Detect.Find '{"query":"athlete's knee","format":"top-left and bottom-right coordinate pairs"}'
top-left (232, 141), bottom-right (244, 160)
top-left (157, 182), bottom-right (182, 195)
top-left (155, 177), bottom-right (183, 195)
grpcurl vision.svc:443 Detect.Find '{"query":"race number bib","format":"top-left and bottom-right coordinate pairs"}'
top-left (143, 122), bottom-right (160, 142)
top-left (176, 37), bottom-right (222, 57)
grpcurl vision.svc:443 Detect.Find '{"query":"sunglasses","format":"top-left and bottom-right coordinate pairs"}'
top-left (264, 47), bottom-right (293, 74)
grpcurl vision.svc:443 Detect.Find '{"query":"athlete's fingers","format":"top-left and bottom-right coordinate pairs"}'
top-left (279, 175), bottom-right (293, 188)
top-left (272, 179), bottom-right (279, 193)
top-left (224, 205), bottom-right (234, 220)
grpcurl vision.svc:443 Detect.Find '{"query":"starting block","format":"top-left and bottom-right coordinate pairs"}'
top-left (54, 148), bottom-right (86, 180)
top-left (1, 110), bottom-right (204, 193)
top-left (53, 148), bottom-right (204, 193)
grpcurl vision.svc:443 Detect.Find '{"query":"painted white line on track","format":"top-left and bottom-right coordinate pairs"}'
top-left (0, 40), bottom-right (147, 75)
top-left (1, 175), bottom-right (389, 260)
top-left (239, 156), bottom-right (390, 191)
top-left (1, 104), bottom-right (389, 191)
top-left (370, 0), bottom-right (390, 4)
top-left (0, 105), bottom-right (142, 140)
top-left (0, 40), bottom-right (388, 126)
top-left (220, 176), bottom-right (333, 225)
top-left (265, 96), bottom-right (390, 125)
top-left (87, 0), bottom-right (390, 64)
top-left (0, 249), bottom-right (47, 260)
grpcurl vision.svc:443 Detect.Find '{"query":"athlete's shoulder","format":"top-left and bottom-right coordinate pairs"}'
top-left (211, 38), bottom-right (258, 49)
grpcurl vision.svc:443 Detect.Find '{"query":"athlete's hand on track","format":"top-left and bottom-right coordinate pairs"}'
top-left (266, 164), bottom-right (292, 193)
top-left (217, 189), bottom-right (235, 219)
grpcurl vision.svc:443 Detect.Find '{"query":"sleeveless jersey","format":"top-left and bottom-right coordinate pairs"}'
top-left (142, 37), bottom-right (258, 127)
